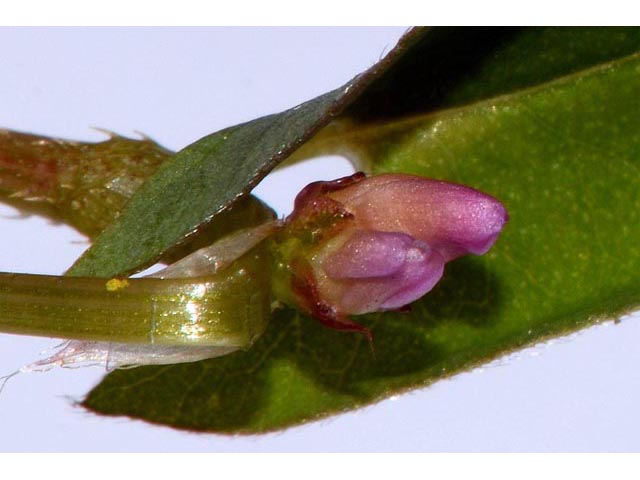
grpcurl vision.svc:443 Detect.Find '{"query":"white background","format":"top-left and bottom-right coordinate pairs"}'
top-left (0, 27), bottom-right (639, 452)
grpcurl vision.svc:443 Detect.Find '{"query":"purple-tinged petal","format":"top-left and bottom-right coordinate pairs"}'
top-left (329, 173), bottom-right (508, 261)
top-left (333, 241), bottom-right (444, 315)
top-left (380, 246), bottom-right (444, 310)
top-left (324, 230), bottom-right (415, 279)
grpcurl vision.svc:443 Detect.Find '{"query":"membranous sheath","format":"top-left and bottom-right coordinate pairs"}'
top-left (0, 239), bottom-right (273, 351)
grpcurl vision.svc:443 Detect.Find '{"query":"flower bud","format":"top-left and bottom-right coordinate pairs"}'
top-left (273, 172), bottom-right (507, 337)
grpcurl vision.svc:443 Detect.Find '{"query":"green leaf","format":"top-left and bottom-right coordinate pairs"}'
top-left (67, 28), bottom-right (427, 278)
top-left (84, 29), bottom-right (640, 432)
top-left (0, 128), bottom-right (277, 264)
top-left (345, 27), bottom-right (640, 120)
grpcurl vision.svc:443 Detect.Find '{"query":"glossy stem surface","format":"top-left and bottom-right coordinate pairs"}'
top-left (0, 243), bottom-right (272, 347)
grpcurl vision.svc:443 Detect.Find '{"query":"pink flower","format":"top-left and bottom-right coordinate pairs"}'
top-left (276, 172), bottom-right (508, 337)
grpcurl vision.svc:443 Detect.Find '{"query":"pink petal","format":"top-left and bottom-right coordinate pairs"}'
top-left (324, 230), bottom-right (415, 279)
top-left (380, 247), bottom-right (444, 310)
top-left (334, 242), bottom-right (444, 315)
top-left (329, 174), bottom-right (508, 262)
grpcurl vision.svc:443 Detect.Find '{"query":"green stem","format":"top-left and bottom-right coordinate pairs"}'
top-left (0, 243), bottom-right (272, 348)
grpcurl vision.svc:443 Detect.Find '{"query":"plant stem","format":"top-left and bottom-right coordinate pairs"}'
top-left (0, 243), bottom-right (272, 348)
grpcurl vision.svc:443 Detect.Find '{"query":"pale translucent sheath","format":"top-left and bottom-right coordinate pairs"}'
top-left (0, 242), bottom-right (272, 350)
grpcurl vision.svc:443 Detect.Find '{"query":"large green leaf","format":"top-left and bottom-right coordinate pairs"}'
top-left (345, 27), bottom-right (640, 120)
top-left (84, 29), bottom-right (640, 432)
